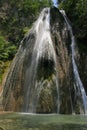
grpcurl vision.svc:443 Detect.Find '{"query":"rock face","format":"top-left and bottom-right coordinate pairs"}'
top-left (3, 7), bottom-right (87, 114)
top-left (50, 8), bottom-right (74, 114)
top-left (78, 46), bottom-right (87, 95)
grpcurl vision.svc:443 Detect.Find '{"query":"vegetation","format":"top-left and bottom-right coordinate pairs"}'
top-left (59, 0), bottom-right (87, 40)
top-left (0, 35), bottom-right (17, 83)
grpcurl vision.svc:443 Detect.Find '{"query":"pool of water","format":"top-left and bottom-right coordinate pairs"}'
top-left (0, 113), bottom-right (87, 130)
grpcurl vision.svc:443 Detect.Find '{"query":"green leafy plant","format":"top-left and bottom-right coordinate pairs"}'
top-left (59, 0), bottom-right (87, 39)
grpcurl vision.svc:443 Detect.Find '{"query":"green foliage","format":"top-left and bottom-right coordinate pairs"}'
top-left (59, 0), bottom-right (87, 39)
top-left (75, 0), bottom-right (87, 38)
top-left (0, 36), bottom-right (17, 61)
top-left (0, 35), bottom-right (17, 83)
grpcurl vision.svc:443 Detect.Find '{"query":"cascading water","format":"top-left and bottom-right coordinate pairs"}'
top-left (2, 7), bottom-right (87, 114)
top-left (60, 10), bottom-right (87, 114)
top-left (24, 8), bottom-right (60, 113)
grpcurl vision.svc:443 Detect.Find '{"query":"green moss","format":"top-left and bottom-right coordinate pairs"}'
top-left (23, 27), bottom-right (30, 34)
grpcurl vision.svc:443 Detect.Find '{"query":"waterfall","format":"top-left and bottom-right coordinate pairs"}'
top-left (60, 10), bottom-right (87, 114)
top-left (24, 8), bottom-right (60, 113)
top-left (3, 7), bottom-right (87, 114)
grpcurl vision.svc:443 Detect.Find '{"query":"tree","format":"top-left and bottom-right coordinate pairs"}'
top-left (59, 0), bottom-right (87, 39)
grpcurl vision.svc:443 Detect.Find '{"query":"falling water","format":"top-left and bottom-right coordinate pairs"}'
top-left (3, 7), bottom-right (87, 114)
top-left (60, 10), bottom-right (87, 114)
top-left (24, 8), bottom-right (60, 113)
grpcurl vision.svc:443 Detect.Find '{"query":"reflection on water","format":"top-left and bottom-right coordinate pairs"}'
top-left (0, 113), bottom-right (87, 130)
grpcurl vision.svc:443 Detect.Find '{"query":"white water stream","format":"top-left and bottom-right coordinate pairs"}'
top-left (60, 10), bottom-right (87, 114)
top-left (25, 8), bottom-right (60, 113)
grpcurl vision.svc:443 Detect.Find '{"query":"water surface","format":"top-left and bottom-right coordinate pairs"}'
top-left (0, 113), bottom-right (87, 130)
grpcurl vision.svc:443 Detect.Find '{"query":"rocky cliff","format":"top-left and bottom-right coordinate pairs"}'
top-left (2, 7), bottom-right (87, 114)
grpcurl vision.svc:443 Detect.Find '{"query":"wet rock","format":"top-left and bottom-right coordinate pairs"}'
top-left (2, 7), bottom-right (86, 114)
